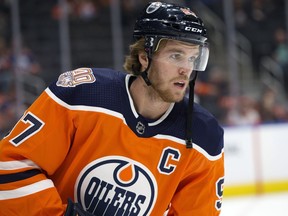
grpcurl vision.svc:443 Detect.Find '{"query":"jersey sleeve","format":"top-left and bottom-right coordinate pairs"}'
top-left (167, 125), bottom-right (224, 216)
top-left (0, 87), bottom-right (74, 215)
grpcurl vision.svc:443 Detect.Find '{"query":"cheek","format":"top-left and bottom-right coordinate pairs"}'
top-left (151, 62), bottom-right (176, 79)
top-left (150, 67), bottom-right (167, 83)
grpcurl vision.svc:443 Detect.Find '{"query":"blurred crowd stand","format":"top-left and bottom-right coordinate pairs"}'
top-left (271, 27), bottom-right (288, 93)
top-left (196, 64), bottom-right (288, 126)
top-left (0, 35), bottom-right (45, 138)
top-left (0, 41), bottom-right (45, 137)
top-left (195, 0), bottom-right (288, 126)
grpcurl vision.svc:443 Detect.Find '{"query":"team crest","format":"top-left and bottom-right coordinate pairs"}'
top-left (146, 2), bottom-right (162, 14)
top-left (56, 68), bottom-right (96, 87)
top-left (75, 156), bottom-right (158, 215)
top-left (181, 8), bottom-right (196, 17)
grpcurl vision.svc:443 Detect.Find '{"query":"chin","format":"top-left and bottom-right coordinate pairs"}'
top-left (175, 93), bottom-right (186, 102)
top-left (158, 89), bottom-right (185, 103)
top-left (164, 95), bottom-right (185, 103)
top-left (174, 97), bottom-right (184, 103)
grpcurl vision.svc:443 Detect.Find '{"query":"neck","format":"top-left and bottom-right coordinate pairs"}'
top-left (129, 76), bottom-right (171, 120)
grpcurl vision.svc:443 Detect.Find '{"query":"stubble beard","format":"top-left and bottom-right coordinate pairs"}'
top-left (147, 66), bottom-right (188, 103)
top-left (150, 81), bottom-right (187, 103)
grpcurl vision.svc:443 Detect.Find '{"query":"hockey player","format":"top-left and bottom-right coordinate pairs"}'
top-left (0, 1), bottom-right (224, 215)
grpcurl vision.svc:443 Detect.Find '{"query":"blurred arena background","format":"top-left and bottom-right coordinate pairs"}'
top-left (0, 0), bottom-right (288, 214)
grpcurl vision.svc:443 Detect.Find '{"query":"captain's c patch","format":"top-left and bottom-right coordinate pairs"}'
top-left (56, 68), bottom-right (96, 87)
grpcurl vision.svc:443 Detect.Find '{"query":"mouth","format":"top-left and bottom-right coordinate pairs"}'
top-left (174, 81), bottom-right (186, 88)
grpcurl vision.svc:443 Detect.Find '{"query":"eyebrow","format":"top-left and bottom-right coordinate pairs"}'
top-left (166, 48), bottom-right (200, 56)
top-left (166, 48), bottom-right (185, 53)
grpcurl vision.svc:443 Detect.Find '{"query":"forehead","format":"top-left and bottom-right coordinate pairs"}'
top-left (158, 39), bottom-right (199, 53)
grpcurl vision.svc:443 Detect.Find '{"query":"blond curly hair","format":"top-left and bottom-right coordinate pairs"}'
top-left (123, 38), bottom-right (168, 75)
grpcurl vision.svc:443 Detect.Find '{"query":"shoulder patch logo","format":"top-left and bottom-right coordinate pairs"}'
top-left (56, 68), bottom-right (96, 87)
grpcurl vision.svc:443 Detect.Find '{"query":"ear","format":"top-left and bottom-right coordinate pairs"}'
top-left (138, 52), bottom-right (149, 70)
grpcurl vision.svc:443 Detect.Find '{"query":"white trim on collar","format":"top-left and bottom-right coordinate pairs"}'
top-left (125, 74), bottom-right (175, 127)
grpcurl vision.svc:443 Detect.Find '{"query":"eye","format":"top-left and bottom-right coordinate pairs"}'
top-left (188, 56), bottom-right (196, 63)
top-left (170, 53), bottom-right (182, 60)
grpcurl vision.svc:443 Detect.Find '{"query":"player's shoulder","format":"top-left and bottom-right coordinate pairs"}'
top-left (47, 67), bottom-right (126, 107)
top-left (55, 67), bottom-right (125, 86)
top-left (192, 102), bottom-right (224, 156)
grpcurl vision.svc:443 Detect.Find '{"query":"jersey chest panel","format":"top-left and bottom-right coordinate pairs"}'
top-left (51, 111), bottom-right (190, 215)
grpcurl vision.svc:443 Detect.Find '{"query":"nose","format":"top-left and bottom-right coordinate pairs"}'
top-left (178, 61), bottom-right (193, 75)
top-left (179, 67), bottom-right (188, 75)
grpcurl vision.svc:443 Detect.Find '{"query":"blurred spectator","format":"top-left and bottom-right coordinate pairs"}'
top-left (70, 0), bottom-right (98, 20)
top-left (249, 0), bottom-right (266, 23)
top-left (51, 1), bottom-right (72, 20)
top-left (226, 95), bottom-right (261, 126)
top-left (258, 87), bottom-right (276, 122)
top-left (52, 0), bottom-right (98, 21)
top-left (0, 37), bottom-right (12, 93)
top-left (245, 0), bottom-right (275, 76)
top-left (196, 66), bottom-right (230, 123)
top-left (258, 87), bottom-right (288, 123)
top-left (234, 0), bottom-right (249, 31)
top-left (77, 0), bottom-right (97, 20)
top-left (9, 46), bottom-right (41, 76)
top-left (271, 104), bottom-right (288, 123)
top-left (271, 27), bottom-right (288, 94)
top-left (0, 91), bottom-right (16, 138)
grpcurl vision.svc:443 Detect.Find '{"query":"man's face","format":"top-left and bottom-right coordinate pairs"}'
top-left (148, 40), bottom-right (200, 103)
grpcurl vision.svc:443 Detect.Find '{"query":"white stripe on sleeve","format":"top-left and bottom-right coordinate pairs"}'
top-left (0, 179), bottom-right (54, 200)
top-left (0, 159), bottom-right (41, 171)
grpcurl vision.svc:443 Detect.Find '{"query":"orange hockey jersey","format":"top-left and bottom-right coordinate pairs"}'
top-left (0, 68), bottom-right (224, 215)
